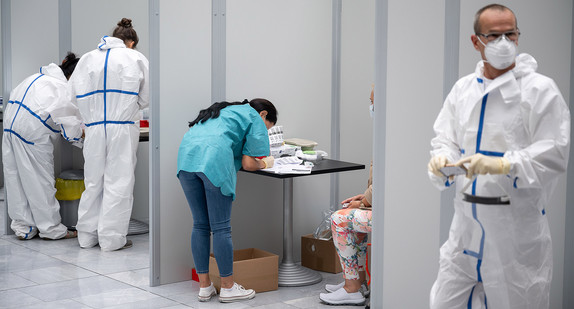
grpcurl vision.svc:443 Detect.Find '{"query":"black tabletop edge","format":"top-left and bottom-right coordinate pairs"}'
top-left (241, 158), bottom-right (366, 179)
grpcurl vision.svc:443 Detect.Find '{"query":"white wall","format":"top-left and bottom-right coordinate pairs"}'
top-left (11, 0), bottom-right (59, 84)
top-left (381, 1), bottom-right (444, 307)
top-left (9, 0), bottom-right (60, 175)
top-left (157, 0), bottom-right (212, 284)
top-left (459, 2), bottom-right (572, 308)
top-left (71, 0), bottom-right (149, 59)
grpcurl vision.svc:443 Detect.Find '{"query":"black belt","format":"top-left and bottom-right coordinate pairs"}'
top-left (463, 193), bottom-right (510, 205)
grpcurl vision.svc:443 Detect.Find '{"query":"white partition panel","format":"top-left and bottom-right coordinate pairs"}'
top-left (157, 0), bottom-right (212, 284)
top-left (459, 2), bottom-right (572, 307)
top-left (71, 0), bottom-right (149, 58)
top-left (0, 2), bottom-right (3, 98)
top-left (226, 0), bottom-right (334, 260)
top-left (381, 0), bottom-right (444, 307)
top-left (339, 0), bottom-right (375, 201)
top-left (0, 2), bottom-right (3, 189)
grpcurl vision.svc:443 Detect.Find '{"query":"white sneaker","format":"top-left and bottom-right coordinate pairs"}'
top-left (325, 281), bottom-right (370, 297)
top-left (219, 282), bottom-right (255, 303)
top-left (320, 287), bottom-right (365, 305)
top-left (198, 283), bottom-right (217, 302)
top-left (325, 281), bottom-right (345, 293)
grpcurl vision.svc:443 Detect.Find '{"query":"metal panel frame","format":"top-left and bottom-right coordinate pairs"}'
top-left (330, 0), bottom-right (342, 209)
top-left (58, 0), bottom-right (71, 60)
top-left (563, 2), bottom-right (574, 306)
top-left (2, 0), bottom-right (11, 235)
top-left (439, 0), bottom-right (460, 245)
top-left (149, 0), bottom-right (161, 287)
top-left (371, 0), bottom-right (388, 307)
top-left (58, 0), bottom-right (74, 173)
top-left (212, 0), bottom-right (226, 102)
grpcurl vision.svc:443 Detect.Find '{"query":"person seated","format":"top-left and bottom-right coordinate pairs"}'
top-left (320, 88), bottom-right (374, 306)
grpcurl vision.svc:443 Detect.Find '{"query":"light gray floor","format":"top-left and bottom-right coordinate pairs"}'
top-left (0, 187), bottom-right (364, 308)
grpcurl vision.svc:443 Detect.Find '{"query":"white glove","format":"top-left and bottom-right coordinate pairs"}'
top-left (455, 153), bottom-right (510, 178)
top-left (260, 156), bottom-right (275, 169)
top-left (428, 155), bottom-right (448, 177)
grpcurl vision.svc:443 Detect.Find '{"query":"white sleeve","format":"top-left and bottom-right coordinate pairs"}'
top-left (44, 83), bottom-right (84, 142)
top-left (137, 55), bottom-right (150, 110)
top-left (428, 86), bottom-right (463, 190)
top-left (505, 78), bottom-right (570, 189)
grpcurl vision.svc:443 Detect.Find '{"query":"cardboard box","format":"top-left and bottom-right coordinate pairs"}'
top-left (301, 234), bottom-right (342, 273)
top-left (209, 248), bottom-right (278, 293)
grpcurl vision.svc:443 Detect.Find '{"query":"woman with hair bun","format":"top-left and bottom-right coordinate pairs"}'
top-left (69, 18), bottom-right (149, 251)
top-left (3, 52), bottom-right (83, 240)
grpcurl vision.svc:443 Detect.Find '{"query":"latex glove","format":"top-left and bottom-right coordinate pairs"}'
top-left (260, 156), bottom-right (275, 169)
top-left (455, 153), bottom-right (510, 178)
top-left (428, 155), bottom-right (448, 177)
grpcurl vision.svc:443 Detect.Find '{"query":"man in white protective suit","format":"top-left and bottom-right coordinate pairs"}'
top-left (3, 53), bottom-right (83, 240)
top-left (69, 18), bottom-right (149, 251)
top-left (427, 4), bottom-right (570, 309)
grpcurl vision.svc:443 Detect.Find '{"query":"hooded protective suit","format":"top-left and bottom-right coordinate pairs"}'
top-left (69, 36), bottom-right (149, 251)
top-left (3, 63), bottom-right (83, 239)
top-left (428, 53), bottom-right (570, 309)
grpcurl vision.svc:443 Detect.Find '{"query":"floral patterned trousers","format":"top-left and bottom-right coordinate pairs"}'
top-left (331, 208), bottom-right (372, 280)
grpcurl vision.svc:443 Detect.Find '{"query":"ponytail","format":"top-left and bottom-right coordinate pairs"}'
top-left (188, 100), bottom-right (248, 127)
top-left (188, 98), bottom-right (278, 127)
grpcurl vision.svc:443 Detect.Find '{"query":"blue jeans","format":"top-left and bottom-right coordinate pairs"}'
top-left (178, 171), bottom-right (233, 277)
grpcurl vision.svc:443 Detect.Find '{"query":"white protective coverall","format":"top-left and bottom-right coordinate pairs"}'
top-left (3, 63), bottom-right (83, 239)
top-left (69, 36), bottom-right (149, 251)
top-left (428, 53), bottom-right (570, 309)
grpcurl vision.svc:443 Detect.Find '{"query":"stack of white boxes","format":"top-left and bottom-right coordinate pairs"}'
top-left (268, 125), bottom-right (298, 158)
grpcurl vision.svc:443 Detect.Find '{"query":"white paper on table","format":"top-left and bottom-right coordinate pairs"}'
top-left (261, 156), bottom-right (312, 174)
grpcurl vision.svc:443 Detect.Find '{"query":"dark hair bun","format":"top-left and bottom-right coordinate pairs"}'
top-left (118, 18), bottom-right (133, 28)
top-left (63, 52), bottom-right (77, 63)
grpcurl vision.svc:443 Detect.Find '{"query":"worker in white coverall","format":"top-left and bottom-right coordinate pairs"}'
top-left (3, 53), bottom-right (83, 240)
top-left (427, 4), bottom-right (570, 309)
top-left (69, 18), bottom-right (149, 251)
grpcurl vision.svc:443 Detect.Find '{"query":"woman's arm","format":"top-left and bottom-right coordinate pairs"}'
top-left (242, 155), bottom-right (274, 171)
top-left (242, 155), bottom-right (263, 171)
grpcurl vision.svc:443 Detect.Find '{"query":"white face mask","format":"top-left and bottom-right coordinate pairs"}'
top-left (478, 34), bottom-right (518, 70)
top-left (369, 104), bottom-right (374, 118)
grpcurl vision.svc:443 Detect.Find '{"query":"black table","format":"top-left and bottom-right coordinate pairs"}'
top-left (243, 159), bottom-right (365, 286)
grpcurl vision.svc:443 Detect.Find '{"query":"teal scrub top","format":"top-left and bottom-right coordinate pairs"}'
top-left (177, 104), bottom-right (270, 200)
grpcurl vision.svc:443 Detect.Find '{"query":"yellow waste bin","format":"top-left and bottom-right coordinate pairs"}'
top-left (55, 169), bottom-right (85, 230)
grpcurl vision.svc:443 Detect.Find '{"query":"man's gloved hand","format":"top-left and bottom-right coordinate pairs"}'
top-left (455, 153), bottom-right (510, 178)
top-left (260, 156), bottom-right (275, 169)
top-left (428, 155), bottom-right (448, 177)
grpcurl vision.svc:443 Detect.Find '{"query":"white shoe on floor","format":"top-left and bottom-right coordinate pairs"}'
top-left (320, 287), bottom-right (366, 306)
top-left (219, 282), bottom-right (255, 303)
top-left (325, 281), bottom-right (370, 297)
top-left (198, 282), bottom-right (217, 302)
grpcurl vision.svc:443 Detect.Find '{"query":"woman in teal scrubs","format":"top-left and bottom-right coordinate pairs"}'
top-left (177, 98), bottom-right (277, 303)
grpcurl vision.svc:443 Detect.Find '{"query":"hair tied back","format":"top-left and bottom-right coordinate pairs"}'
top-left (118, 18), bottom-right (133, 28)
